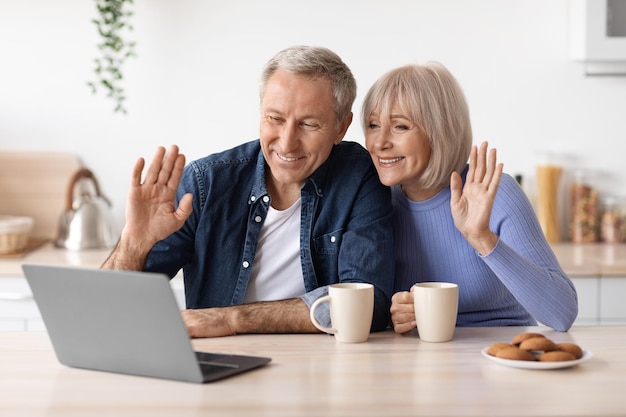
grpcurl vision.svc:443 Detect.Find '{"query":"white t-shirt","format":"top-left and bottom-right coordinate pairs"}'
top-left (243, 199), bottom-right (305, 303)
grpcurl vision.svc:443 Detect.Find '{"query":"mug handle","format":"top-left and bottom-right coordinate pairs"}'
top-left (309, 295), bottom-right (336, 334)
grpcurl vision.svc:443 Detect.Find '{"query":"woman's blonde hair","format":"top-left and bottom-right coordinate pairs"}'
top-left (361, 62), bottom-right (472, 189)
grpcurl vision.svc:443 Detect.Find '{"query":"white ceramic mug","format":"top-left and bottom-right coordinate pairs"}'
top-left (412, 282), bottom-right (459, 342)
top-left (309, 283), bottom-right (374, 343)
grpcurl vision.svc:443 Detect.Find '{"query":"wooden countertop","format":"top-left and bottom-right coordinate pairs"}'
top-left (550, 242), bottom-right (626, 277)
top-left (2, 242), bottom-right (626, 278)
top-left (0, 325), bottom-right (623, 417)
top-left (0, 242), bottom-right (110, 276)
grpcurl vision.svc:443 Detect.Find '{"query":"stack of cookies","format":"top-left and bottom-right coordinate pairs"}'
top-left (487, 332), bottom-right (584, 362)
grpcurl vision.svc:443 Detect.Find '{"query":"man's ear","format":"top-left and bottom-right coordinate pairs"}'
top-left (334, 112), bottom-right (353, 144)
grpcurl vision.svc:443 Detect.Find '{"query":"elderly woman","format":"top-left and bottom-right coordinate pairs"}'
top-left (361, 62), bottom-right (577, 332)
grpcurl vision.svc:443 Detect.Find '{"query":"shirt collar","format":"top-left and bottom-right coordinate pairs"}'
top-left (248, 143), bottom-right (335, 204)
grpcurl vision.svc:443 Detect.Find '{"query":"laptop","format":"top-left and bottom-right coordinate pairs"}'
top-left (22, 264), bottom-right (271, 384)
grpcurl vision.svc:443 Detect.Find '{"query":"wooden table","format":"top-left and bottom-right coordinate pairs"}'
top-left (0, 325), bottom-right (624, 417)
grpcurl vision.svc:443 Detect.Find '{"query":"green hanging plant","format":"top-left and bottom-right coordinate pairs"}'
top-left (87, 0), bottom-right (137, 114)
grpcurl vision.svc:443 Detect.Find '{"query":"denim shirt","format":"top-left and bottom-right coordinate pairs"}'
top-left (144, 139), bottom-right (394, 331)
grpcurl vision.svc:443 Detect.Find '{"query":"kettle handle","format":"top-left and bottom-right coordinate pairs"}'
top-left (64, 168), bottom-right (111, 210)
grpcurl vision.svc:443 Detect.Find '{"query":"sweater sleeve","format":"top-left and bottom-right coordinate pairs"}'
top-left (479, 174), bottom-right (578, 331)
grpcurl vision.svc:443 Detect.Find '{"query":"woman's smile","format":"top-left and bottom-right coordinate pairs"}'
top-left (378, 156), bottom-right (404, 165)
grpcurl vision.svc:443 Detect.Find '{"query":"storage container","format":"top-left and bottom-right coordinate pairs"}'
top-left (0, 215), bottom-right (34, 254)
top-left (570, 170), bottom-right (599, 243)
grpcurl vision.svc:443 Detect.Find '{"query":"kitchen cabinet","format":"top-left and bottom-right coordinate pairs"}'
top-left (553, 243), bottom-right (626, 325)
top-left (0, 277), bottom-right (44, 331)
top-left (600, 277), bottom-right (626, 324)
top-left (554, 276), bottom-right (626, 326)
top-left (570, 277), bottom-right (601, 325)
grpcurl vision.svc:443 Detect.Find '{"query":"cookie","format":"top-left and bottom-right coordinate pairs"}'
top-left (511, 332), bottom-right (546, 346)
top-left (487, 342), bottom-right (514, 356)
top-left (495, 346), bottom-right (536, 361)
top-left (538, 351), bottom-right (576, 362)
top-left (554, 342), bottom-right (584, 359)
top-left (519, 336), bottom-right (556, 352)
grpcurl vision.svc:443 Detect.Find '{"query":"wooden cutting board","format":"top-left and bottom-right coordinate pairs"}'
top-left (0, 151), bottom-right (82, 241)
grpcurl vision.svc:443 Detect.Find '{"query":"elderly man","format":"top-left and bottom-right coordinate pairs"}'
top-left (102, 45), bottom-right (394, 338)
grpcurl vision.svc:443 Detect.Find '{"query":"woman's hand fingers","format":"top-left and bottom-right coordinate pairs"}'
top-left (390, 291), bottom-right (417, 334)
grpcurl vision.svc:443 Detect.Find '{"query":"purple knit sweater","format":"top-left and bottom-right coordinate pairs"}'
top-left (391, 170), bottom-right (577, 331)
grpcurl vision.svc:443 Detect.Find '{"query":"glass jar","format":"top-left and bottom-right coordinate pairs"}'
top-left (601, 197), bottom-right (626, 243)
top-left (536, 164), bottom-right (563, 242)
top-left (601, 197), bottom-right (619, 243)
top-left (570, 170), bottom-right (599, 243)
top-left (620, 202), bottom-right (626, 243)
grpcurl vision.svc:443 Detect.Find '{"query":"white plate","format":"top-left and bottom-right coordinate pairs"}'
top-left (481, 347), bottom-right (593, 370)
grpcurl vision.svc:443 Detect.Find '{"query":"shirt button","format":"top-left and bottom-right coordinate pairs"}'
top-left (242, 261), bottom-right (250, 268)
top-left (250, 196), bottom-right (256, 202)
top-left (330, 236), bottom-right (336, 243)
top-left (254, 215), bottom-right (262, 223)
top-left (262, 196), bottom-right (270, 203)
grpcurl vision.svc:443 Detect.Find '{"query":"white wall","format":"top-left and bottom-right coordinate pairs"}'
top-left (1, 0), bottom-right (626, 232)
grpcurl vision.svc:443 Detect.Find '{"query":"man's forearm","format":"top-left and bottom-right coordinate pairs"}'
top-left (231, 298), bottom-right (319, 334)
top-left (100, 237), bottom-right (151, 271)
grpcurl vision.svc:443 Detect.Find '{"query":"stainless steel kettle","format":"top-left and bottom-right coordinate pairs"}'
top-left (55, 168), bottom-right (117, 250)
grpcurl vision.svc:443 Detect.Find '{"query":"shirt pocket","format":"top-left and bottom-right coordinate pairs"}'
top-left (312, 230), bottom-right (343, 280)
top-left (313, 229), bottom-right (343, 254)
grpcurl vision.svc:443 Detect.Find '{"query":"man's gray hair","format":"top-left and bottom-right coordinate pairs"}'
top-left (260, 45), bottom-right (357, 124)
